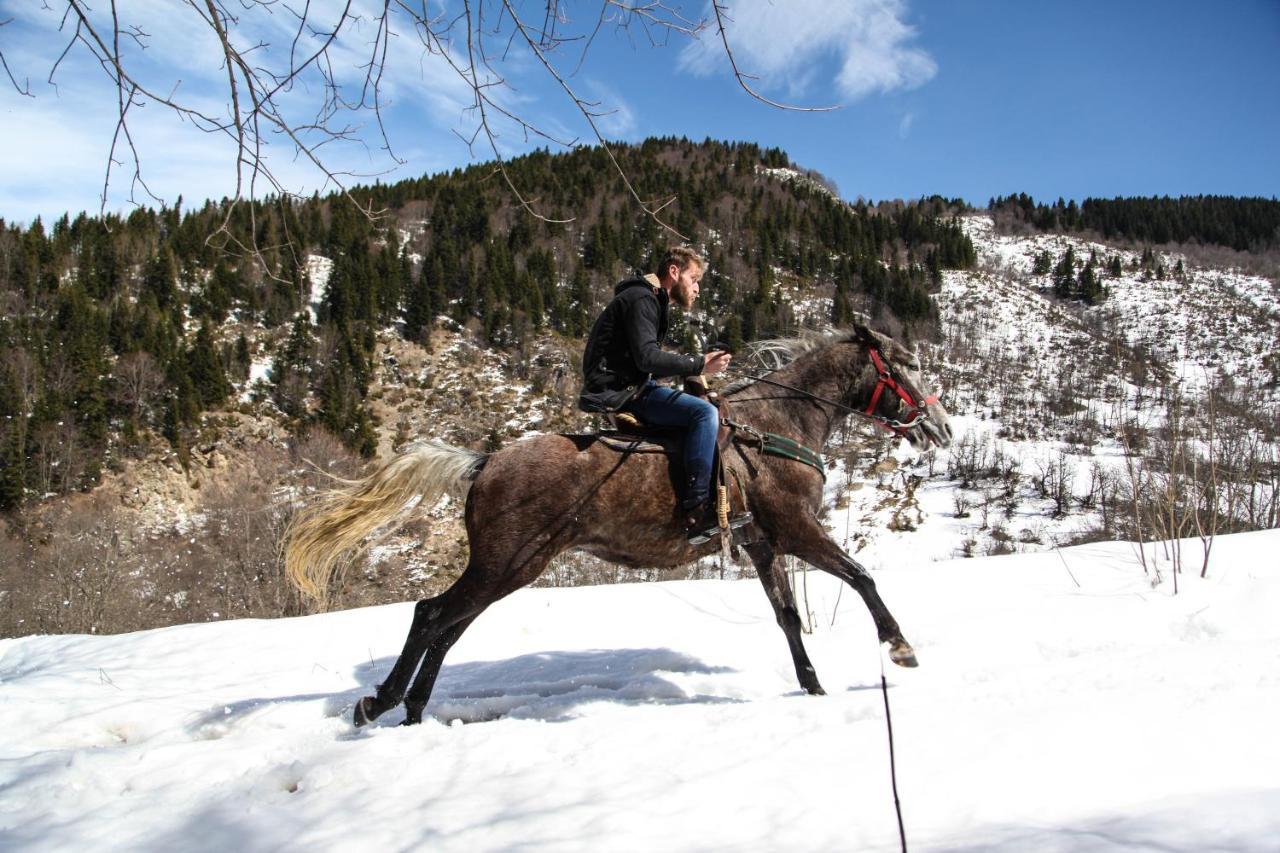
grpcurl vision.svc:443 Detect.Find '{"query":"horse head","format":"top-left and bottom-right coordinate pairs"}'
top-left (850, 324), bottom-right (953, 452)
top-left (730, 324), bottom-right (952, 452)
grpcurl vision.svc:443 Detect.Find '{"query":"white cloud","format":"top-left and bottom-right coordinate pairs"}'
top-left (680, 0), bottom-right (936, 102)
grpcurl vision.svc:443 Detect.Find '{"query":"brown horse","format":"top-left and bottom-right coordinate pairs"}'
top-left (285, 324), bottom-right (952, 726)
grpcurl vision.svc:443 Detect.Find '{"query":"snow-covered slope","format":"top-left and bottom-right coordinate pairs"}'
top-left (830, 215), bottom-right (1279, 565)
top-left (950, 216), bottom-right (1279, 396)
top-left (3, 530), bottom-right (1278, 851)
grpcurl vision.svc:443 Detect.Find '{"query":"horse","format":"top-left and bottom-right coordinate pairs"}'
top-left (285, 324), bottom-right (953, 727)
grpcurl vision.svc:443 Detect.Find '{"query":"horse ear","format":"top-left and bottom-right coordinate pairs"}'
top-left (850, 322), bottom-right (885, 350)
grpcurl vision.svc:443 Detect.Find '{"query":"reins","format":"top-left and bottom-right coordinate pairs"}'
top-left (732, 341), bottom-right (939, 439)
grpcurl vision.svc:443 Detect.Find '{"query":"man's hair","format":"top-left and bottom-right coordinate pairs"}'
top-left (657, 246), bottom-right (704, 278)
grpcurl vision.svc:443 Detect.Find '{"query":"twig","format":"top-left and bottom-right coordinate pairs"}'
top-left (710, 1), bottom-right (838, 113)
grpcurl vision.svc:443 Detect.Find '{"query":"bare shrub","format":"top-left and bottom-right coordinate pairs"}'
top-left (1, 494), bottom-right (157, 636)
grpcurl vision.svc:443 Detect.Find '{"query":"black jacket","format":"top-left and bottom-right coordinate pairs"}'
top-left (577, 276), bottom-right (703, 412)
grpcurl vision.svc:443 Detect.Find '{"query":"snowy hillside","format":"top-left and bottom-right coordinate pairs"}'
top-left (2, 529), bottom-right (1278, 851)
top-left (831, 215), bottom-right (1279, 566)
top-left (948, 216), bottom-right (1278, 397)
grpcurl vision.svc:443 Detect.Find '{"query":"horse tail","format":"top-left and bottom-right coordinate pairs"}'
top-left (284, 440), bottom-right (488, 605)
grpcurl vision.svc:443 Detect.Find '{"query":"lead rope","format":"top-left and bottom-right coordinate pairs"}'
top-left (879, 647), bottom-right (908, 853)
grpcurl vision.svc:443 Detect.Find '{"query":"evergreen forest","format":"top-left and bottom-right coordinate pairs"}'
top-left (0, 138), bottom-right (977, 511)
top-left (989, 193), bottom-right (1280, 252)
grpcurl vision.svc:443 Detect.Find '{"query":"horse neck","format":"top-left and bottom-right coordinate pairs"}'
top-left (728, 346), bottom-right (867, 448)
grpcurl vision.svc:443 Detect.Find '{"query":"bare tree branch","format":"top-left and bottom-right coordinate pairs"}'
top-left (15, 1), bottom-right (846, 252)
top-left (0, 17), bottom-right (35, 95)
top-left (710, 1), bottom-right (838, 113)
top-left (499, 0), bottom-right (686, 237)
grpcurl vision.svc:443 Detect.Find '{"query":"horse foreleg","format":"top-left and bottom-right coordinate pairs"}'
top-left (785, 526), bottom-right (918, 668)
top-left (745, 541), bottom-right (825, 695)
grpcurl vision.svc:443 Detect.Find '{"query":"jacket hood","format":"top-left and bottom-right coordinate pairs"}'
top-left (613, 274), bottom-right (661, 296)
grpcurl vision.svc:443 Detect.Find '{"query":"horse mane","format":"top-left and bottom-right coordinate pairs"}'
top-left (721, 321), bottom-right (910, 395)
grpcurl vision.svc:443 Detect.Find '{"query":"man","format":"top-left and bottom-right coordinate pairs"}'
top-left (578, 246), bottom-right (749, 544)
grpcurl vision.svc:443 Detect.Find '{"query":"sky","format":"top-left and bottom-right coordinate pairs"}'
top-left (1, 0), bottom-right (1278, 226)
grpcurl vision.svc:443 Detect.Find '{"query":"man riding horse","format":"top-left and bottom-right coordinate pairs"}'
top-left (285, 252), bottom-right (953, 726)
top-left (578, 246), bottom-right (750, 544)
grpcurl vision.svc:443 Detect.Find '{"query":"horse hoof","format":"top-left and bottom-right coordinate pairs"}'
top-left (888, 640), bottom-right (919, 668)
top-left (353, 696), bottom-right (380, 727)
top-left (806, 684), bottom-right (827, 696)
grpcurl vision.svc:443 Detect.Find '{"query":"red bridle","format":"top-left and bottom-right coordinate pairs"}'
top-left (864, 346), bottom-right (940, 438)
top-left (730, 338), bottom-right (942, 440)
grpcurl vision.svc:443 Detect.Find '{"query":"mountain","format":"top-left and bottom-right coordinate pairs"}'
top-left (832, 212), bottom-right (1279, 568)
top-left (1, 139), bottom-right (1277, 639)
top-left (0, 137), bottom-right (973, 501)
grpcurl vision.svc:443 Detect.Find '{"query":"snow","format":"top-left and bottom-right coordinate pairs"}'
top-left (239, 356), bottom-right (274, 403)
top-left (3, 530), bottom-right (1278, 851)
top-left (955, 215), bottom-right (1279, 395)
top-left (756, 165), bottom-right (838, 201)
top-left (306, 255), bottom-right (334, 324)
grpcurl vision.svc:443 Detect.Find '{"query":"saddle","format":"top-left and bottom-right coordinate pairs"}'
top-left (594, 376), bottom-right (752, 546)
top-left (595, 375), bottom-right (733, 453)
top-left (591, 376), bottom-right (827, 480)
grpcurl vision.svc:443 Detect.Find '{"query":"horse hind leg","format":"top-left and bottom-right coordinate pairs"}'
top-left (400, 615), bottom-right (477, 725)
top-left (396, 547), bottom-right (565, 726)
top-left (354, 593), bottom-right (453, 727)
top-left (354, 575), bottom-right (495, 727)
top-left (356, 538), bottom-right (565, 727)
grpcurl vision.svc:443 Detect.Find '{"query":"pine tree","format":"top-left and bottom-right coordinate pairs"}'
top-left (197, 261), bottom-right (236, 322)
top-left (1053, 248), bottom-right (1076, 298)
top-left (233, 333), bottom-right (251, 382)
top-left (1079, 259), bottom-right (1102, 304)
top-left (403, 262), bottom-right (435, 345)
top-left (0, 426), bottom-right (25, 511)
top-left (1032, 250), bottom-right (1053, 275)
top-left (720, 315), bottom-right (744, 354)
top-left (831, 287), bottom-right (854, 326)
top-left (270, 313), bottom-right (316, 418)
top-left (188, 321), bottom-right (231, 408)
top-left (568, 264), bottom-right (591, 337)
top-left (0, 366), bottom-right (25, 511)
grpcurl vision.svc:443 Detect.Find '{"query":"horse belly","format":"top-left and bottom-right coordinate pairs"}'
top-left (471, 437), bottom-right (688, 565)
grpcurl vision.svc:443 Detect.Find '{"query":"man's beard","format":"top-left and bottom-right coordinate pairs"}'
top-left (671, 281), bottom-right (694, 309)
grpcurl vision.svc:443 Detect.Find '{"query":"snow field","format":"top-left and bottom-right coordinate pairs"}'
top-left (2, 530), bottom-right (1278, 851)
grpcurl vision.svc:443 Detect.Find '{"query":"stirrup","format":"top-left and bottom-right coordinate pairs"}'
top-left (687, 511), bottom-right (753, 545)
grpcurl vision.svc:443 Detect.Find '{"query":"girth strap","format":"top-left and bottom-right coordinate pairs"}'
top-left (760, 433), bottom-right (826, 480)
top-left (724, 418), bottom-right (826, 480)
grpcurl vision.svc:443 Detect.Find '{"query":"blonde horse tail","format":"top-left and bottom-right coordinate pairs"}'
top-left (284, 440), bottom-right (488, 606)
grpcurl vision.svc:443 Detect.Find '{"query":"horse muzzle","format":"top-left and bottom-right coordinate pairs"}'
top-left (898, 402), bottom-right (952, 450)
top-left (918, 415), bottom-right (952, 449)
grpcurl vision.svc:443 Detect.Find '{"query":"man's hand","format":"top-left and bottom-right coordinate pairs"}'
top-left (702, 350), bottom-right (732, 376)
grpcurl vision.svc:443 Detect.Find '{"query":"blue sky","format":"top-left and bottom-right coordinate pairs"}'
top-left (2, 0), bottom-right (1277, 226)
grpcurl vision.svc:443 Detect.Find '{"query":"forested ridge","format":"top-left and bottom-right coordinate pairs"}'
top-left (0, 137), bottom-right (976, 512)
top-left (989, 193), bottom-right (1280, 252)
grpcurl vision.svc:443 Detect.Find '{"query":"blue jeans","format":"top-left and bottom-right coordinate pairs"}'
top-left (623, 382), bottom-right (720, 510)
